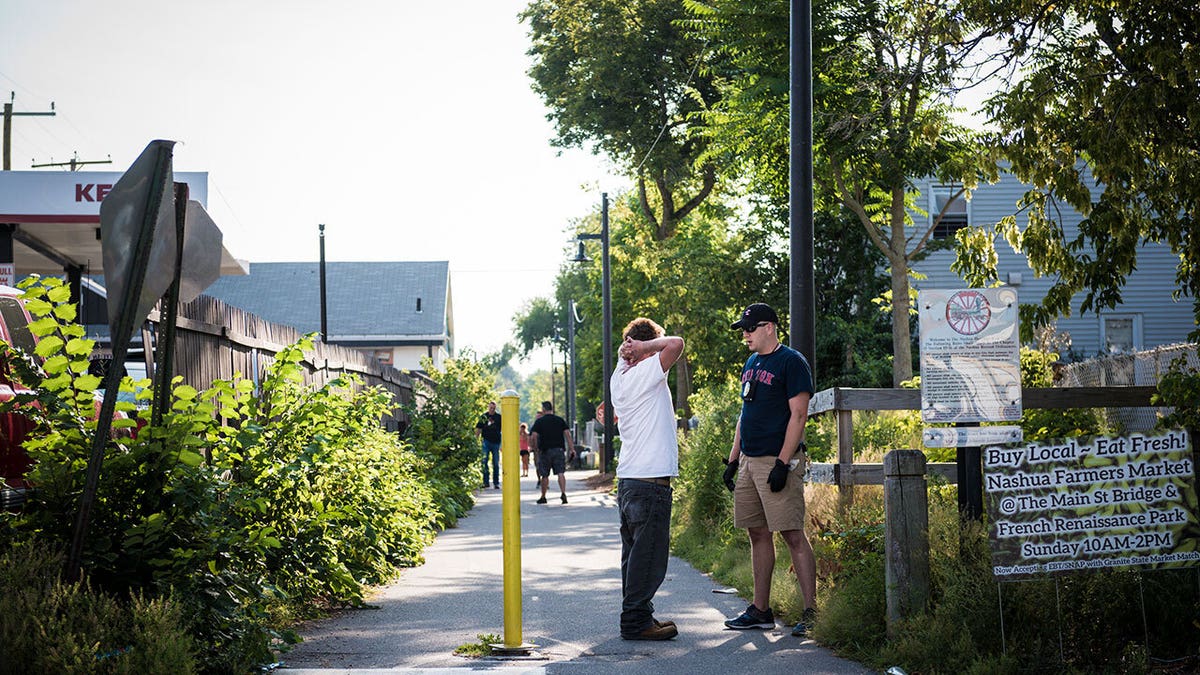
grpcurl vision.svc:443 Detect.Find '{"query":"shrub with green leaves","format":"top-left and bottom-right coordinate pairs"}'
top-left (0, 277), bottom-right (445, 673)
top-left (403, 356), bottom-right (496, 527)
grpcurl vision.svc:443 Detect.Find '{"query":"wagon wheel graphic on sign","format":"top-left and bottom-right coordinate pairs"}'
top-left (945, 290), bottom-right (991, 335)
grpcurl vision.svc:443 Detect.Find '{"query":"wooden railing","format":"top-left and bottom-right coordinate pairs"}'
top-left (806, 386), bottom-right (1160, 489)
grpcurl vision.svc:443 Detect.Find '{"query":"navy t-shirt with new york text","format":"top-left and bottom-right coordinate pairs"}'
top-left (738, 344), bottom-right (814, 457)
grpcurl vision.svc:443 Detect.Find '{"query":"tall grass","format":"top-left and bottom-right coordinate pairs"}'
top-left (671, 355), bottom-right (1200, 673)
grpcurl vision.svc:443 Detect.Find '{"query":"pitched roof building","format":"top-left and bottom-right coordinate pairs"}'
top-left (203, 261), bottom-right (453, 371)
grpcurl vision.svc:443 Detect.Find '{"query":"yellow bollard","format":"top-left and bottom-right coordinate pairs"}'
top-left (499, 391), bottom-right (525, 650)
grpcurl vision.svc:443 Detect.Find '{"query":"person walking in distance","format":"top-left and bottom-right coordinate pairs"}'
top-left (519, 422), bottom-right (531, 477)
top-left (530, 401), bottom-right (574, 504)
top-left (475, 401), bottom-right (502, 490)
top-left (722, 303), bottom-right (818, 637)
top-left (611, 317), bottom-right (684, 641)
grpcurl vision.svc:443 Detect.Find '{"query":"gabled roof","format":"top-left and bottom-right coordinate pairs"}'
top-left (203, 261), bottom-right (452, 344)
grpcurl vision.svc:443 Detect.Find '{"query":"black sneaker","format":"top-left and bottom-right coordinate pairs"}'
top-left (561, 493), bottom-right (568, 504)
top-left (536, 496), bottom-right (548, 504)
top-left (724, 604), bottom-right (774, 630)
top-left (791, 607), bottom-right (817, 637)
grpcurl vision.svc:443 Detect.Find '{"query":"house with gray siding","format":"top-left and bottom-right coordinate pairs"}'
top-left (203, 261), bottom-right (453, 371)
top-left (909, 170), bottom-right (1193, 360)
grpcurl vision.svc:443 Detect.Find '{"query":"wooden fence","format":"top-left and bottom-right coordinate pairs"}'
top-left (808, 387), bottom-right (1162, 629)
top-left (806, 386), bottom-right (1160, 492)
top-left (144, 295), bottom-right (415, 432)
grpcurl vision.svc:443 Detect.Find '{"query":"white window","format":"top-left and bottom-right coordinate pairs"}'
top-left (930, 185), bottom-right (969, 239)
top-left (1100, 314), bottom-right (1142, 354)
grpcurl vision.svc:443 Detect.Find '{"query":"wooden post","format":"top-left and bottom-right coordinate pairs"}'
top-left (837, 408), bottom-right (855, 508)
top-left (884, 449), bottom-right (930, 635)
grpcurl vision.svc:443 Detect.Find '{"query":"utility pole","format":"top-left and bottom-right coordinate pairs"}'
top-left (32, 152), bottom-right (112, 171)
top-left (3, 93), bottom-right (56, 170)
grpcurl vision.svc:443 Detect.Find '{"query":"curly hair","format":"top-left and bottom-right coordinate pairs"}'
top-left (622, 317), bottom-right (665, 342)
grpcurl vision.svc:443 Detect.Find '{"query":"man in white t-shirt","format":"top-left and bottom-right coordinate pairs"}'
top-left (611, 317), bottom-right (684, 641)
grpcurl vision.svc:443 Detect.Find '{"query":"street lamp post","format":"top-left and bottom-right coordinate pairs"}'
top-left (574, 193), bottom-right (613, 473)
top-left (567, 299), bottom-right (579, 442)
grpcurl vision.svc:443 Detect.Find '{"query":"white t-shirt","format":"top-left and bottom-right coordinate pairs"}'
top-left (611, 353), bottom-right (679, 479)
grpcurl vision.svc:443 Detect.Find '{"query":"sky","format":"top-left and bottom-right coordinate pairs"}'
top-left (1, 0), bottom-right (626, 372)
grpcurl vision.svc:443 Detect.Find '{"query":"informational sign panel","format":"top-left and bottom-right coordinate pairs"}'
top-left (924, 425), bottom-right (1022, 448)
top-left (984, 430), bottom-right (1198, 578)
top-left (0, 263), bottom-right (14, 288)
top-left (919, 288), bottom-right (1021, 424)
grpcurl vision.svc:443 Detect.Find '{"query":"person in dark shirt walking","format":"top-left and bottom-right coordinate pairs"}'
top-left (530, 401), bottom-right (574, 504)
top-left (475, 401), bottom-right (502, 489)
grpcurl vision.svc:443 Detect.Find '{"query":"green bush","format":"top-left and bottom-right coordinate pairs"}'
top-left (403, 356), bottom-right (496, 528)
top-left (0, 543), bottom-right (196, 675)
top-left (1020, 347), bottom-right (1110, 441)
top-left (0, 277), bottom-right (458, 673)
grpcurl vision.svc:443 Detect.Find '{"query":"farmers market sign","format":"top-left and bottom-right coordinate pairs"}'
top-left (984, 429), bottom-right (1198, 578)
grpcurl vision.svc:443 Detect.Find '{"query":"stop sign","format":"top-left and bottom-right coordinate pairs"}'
top-left (596, 402), bottom-right (618, 425)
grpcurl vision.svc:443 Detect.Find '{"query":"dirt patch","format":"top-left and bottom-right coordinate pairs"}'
top-left (583, 472), bottom-right (615, 490)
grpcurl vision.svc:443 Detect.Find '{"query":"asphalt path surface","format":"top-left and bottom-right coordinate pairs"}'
top-left (279, 470), bottom-right (875, 674)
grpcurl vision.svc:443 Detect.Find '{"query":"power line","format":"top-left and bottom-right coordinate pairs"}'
top-left (632, 41), bottom-right (710, 176)
top-left (31, 151), bottom-right (112, 171)
top-left (2, 92), bottom-right (56, 170)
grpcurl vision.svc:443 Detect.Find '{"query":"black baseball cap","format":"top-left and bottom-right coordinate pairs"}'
top-left (730, 303), bottom-right (779, 330)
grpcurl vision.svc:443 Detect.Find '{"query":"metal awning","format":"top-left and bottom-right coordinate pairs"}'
top-left (0, 170), bottom-right (248, 278)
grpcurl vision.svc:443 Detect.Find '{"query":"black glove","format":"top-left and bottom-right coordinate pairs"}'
top-left (721, 458), bottom-right (739, 492)
top-left (767, 458), bottom-right (789, 492)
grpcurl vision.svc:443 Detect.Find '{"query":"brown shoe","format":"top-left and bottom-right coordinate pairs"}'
top-left (622, 623), bottom-right (678, 641)
top-left (653, 618), bottom-right (676, 628)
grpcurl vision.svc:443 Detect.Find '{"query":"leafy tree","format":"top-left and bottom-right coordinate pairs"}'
top-left (956, 0), bottom-right (1200, 336)
top-left (552, 193), bottom-right (758, 418)
top-left (686, 0), bottom-right (996, 385)
top-left (512, 297), bottom-right (563, 357)
top-left (521, 0), bottom-right (721, 237)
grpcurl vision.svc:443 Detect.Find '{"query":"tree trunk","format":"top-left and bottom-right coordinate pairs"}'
top-left (890, 263), bottom-right (913, 386)
top-left (674, 353), bottom-right (691, 419)
top-left (890, 189), bottom-right (914, 386)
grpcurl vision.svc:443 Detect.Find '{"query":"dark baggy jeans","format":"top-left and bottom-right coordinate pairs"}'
top-left (481, 438), bottom-right (500, 486)
top-left (618, 478), bottom-right (672, 637)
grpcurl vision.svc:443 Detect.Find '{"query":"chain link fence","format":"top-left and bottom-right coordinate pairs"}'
top-left (1059, 342), bottom-right (1198, 432)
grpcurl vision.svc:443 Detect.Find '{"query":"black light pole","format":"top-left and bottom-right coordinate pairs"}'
top-left (567, 299), bottom-right (579, 441)
top-left (575, 193), bottom-right (613, 473)
top-left (319, 223), bottom-right (328, 343)
top-left (790, 0), bottom-right (816, 369)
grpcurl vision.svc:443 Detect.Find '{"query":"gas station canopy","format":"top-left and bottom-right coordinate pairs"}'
top-left (0, 171), bottom-right (248, 277)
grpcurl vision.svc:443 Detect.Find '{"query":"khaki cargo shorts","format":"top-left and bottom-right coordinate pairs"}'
top-left (733, 454), bottom-right (806, 532)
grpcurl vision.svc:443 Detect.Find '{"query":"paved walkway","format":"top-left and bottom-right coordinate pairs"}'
top-left (279, 471), bottom-right (875, 674)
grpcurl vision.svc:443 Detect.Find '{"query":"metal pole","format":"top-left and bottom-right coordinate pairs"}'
top-left (568, 300), bottom-right (578, 441)
top-left (497, 390), bottom-right (530, 652)
top-left (68, 141), bottom-right (173, 582)
top-left (601, 193), bottom-right (614, 473)
top-left (562, 345), bottom-right (569, 430)
top-left (151, 182), bottom-right (188, 427)
top-left (319, 223), bottom-right (328, 342)
top-left (790, 0), bottom-right (816, 373)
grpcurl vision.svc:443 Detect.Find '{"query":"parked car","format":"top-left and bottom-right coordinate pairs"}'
top-left (0, 285), bottom-right (38, 510)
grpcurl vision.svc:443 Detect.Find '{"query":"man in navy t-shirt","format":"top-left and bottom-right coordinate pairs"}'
top-left (721, 303), bottom-right (818, 638)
